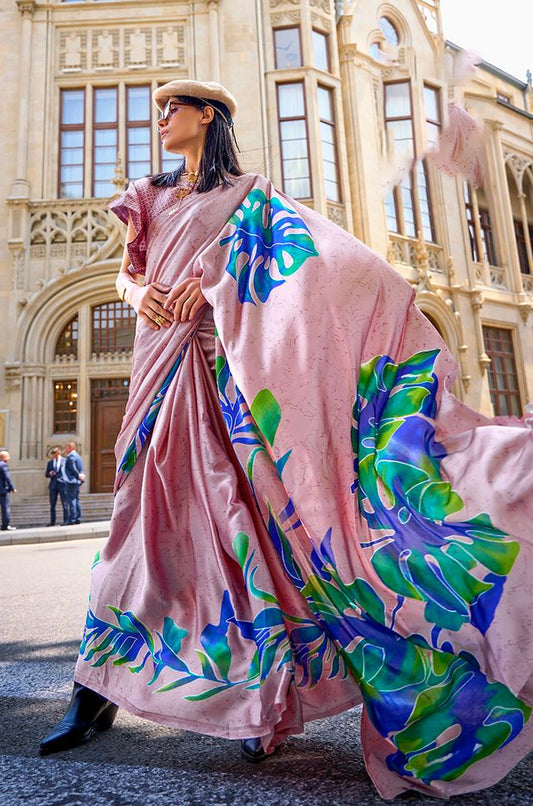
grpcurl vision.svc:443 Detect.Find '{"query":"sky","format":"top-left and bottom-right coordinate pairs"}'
top-left (440, 0), bottom-right (532, 83)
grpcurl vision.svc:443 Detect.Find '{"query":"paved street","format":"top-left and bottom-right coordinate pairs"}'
top-left (1, 537), bottom-right (532, 806)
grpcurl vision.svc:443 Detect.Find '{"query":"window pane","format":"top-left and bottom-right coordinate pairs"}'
top-left (280, 119), bottom-right (307, 141)
top-left (128, 127), bottom-right (150, 145)
top-left (56, 316), bottom-right (78, 358)
top-left (92, 302), bottom-right (136, 354)
top-left (482, 326), bottom-right (522, 417)
top-left (61, 90), bottom-right (84, 125)
top-left (317, 86), bottom-right (333, 121)
top-left (385, 191), bottom-right (399, 233)
top-left (278, 83), bottom-right (304, 118)
top-left (387, 120), bottom-right (414, 159)
top-left (53, 380), bottom-right (78, 433)
top-left (385, 82), bottom-right (411, 118)
top-left (274, 28), bottom-right (302, 69)
top-left (94, 88), bottom-right (117, 123)
top-left (423, 86), bottom-right (439, 121)
top-left (127, 86), bottom-right (150, 121)
top-left (61, 130), bottom-right (84, 148)
top-left (380, 16), bottom-right (399, 46)
top-left (284, 177), bottom-right (311, 198)
top-left (312, 30), bottom-right (329, 71)
top-left (94, 129), bottom-right (118, 147)
top-left (61, 165), bottom-right (84, 182)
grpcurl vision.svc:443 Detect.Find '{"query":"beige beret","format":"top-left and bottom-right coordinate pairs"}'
top-left (152, 79), bottom-right (238, 121)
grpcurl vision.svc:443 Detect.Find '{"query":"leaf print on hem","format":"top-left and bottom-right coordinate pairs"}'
top-left (219, 188), bottom-right (319, 305)
top-left (352, 349), bottom-right (520, 635)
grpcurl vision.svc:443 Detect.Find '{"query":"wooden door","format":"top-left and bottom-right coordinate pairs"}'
top-left (91, 378), bottom-right (130, 492)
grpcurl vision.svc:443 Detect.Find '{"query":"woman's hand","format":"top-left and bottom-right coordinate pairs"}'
top-left (128, 282), bottom-right (174, 331)
top-left (163, 277), bottom-right (208, 322)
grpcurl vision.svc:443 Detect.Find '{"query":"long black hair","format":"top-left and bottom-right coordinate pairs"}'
top-left (151, 96), bottom-right (243, 193)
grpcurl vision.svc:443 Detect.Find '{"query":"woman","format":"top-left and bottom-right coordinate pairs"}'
top-left (40, 79), bottom-right (533, 799)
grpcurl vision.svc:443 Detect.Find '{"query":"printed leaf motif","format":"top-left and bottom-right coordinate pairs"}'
top-left (250, 388), bottom-right (281, 447)
top-left (219, 188), bottom-right (319, 305)
top-left (352, 350), bottom-right (520, 635)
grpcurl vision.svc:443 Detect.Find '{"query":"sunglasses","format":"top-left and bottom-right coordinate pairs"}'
top-left (158, 100), bottom-right (198, 122)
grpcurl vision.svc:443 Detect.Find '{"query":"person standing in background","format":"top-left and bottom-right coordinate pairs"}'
top-left (45, 446), bottom-right (68, 527)
top-left (64, 441), bottom-right (85, 525)
top-left (0, 450), bottom-right (17, 531)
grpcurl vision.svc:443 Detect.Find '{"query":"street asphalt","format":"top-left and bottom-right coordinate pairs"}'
top-left (1, 536), bottom-right (532, 805)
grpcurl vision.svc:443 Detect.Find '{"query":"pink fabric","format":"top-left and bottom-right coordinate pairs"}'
top-left (75, 174), bottom-right (533, 799)
top-left (430, 103), bottom-right (486, 187)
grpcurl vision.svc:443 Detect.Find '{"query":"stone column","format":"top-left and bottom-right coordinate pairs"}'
top-left (11, 0), bottom-right (36, 199)
top-left (208, 1), bottom-right (220, 82)
top-left (21, 365), bottom-right (46, 460)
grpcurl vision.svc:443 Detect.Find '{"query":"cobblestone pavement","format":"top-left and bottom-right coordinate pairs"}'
top-left (1, 538), bottom-right (532, 806)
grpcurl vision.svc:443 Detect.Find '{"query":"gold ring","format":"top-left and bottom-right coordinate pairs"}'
top-left (154, 315), bottom-right (164, 327)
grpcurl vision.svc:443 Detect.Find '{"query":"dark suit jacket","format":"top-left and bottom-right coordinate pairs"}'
top-left (64, 451), bottom-right (84, 485)
top-left (45, 458), bottom-right (66, 490)
top-left (0, 460), bottom-right (15, 495)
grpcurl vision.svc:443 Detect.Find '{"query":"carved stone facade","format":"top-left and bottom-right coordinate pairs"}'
top-left (1, 0), bottom-right (531, 497)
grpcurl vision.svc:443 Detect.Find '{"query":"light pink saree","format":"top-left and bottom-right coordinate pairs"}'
top-left (75, 174), bottom-right (533, 799)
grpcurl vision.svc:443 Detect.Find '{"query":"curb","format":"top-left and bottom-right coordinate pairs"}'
top-left (0, 521), bottom-right (110, 547)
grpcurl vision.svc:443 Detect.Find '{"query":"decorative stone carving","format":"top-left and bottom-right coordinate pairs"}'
top-left (504, 152), bottom-right (532, 194)
top-left (271, 11), bottom-right (301, 24)
top-left (60, 31), bottom-right (87, 72)
top-left (16, 0), bottom-right (36, 18)
top-left (270, 0), bottom-right (299, 6)
top-left (415, 1), bottom-right (440, 36)
top-left (93, 29), bottom-right (119, 70)
top-left (310, 0), bottom-right (332, 13)
top-left (311, 12), bottom-right (332, 31)
top-left (126, 28), bottom-right (151, 68)
top-left (4, 362), bottom-right (22, 391)
top-left (327, 205), bottom-right (346, 228)
top-left (158, 26), bottom-right (185, 67)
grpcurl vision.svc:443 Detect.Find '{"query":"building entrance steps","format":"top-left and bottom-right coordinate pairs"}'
top-left (9, 492), bottom-right (114, 528)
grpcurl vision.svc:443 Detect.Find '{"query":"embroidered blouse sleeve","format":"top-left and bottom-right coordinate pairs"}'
top-left (109, 180), bottom-right (148, 276)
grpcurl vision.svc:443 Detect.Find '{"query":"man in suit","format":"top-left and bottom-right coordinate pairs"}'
top-left (0, 450), bottom-right (17, 531)
top-left (64, 441), bottom-right (86, 525)
top-left (45, 446), bottom-right (68, 526)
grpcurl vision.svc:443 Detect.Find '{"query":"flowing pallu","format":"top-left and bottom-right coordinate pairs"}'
top-left (75, 173), bottom-right (533, 799)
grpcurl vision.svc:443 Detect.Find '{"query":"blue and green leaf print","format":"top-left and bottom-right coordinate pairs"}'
top-left (219, 188), bottom-right (319, 305)
top-left (352, 350), bottom-right (519, 635)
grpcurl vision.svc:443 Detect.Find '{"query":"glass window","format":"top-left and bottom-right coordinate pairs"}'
top-left (93, 87), bottom-right (118, 197)
top-left (312, 30), bottom-right (329, 71)
top-left (127, 85), bottom-right (152, 181)
top-left (379, 17), bottom-right (399, 46)
top-left (317, 86), bottom-right (340, 203)
top-left (384, 81), bottom-right (436, 243)
top-left (59, 89), bottom-right (85, 198)
top-left (464, 184), bottom-right (497, 265)
top-left (514, 219), bottom-right (533, 274)
top-left (277, 83), bottom-right (311, 199)
top-left (92, 301), bottom-right (136, 355)
top-left (53, 380), bottom-right (78, 433)
top-left (482, 326), bottom-right (522, 417)
top-left (55, 316), bottom-right (78, 359)
top-left (274, 28), bottom-right (302, 70)
top-left (424, 85), bottom-right (441, 149)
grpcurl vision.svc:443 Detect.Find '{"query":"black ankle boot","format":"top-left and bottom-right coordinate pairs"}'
top-left (40, 682), bottom-right (118, 756)
top-left (240, 737), bottom-right (268, 763)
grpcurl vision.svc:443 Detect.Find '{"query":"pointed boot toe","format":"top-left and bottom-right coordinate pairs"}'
top-left (240, 737), bottom-right (268, 763)
top-left (40, 682), bottom-right (118, 756)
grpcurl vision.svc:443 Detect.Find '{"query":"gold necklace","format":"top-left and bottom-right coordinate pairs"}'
top-left (168, 171), bottom-right (200, 213)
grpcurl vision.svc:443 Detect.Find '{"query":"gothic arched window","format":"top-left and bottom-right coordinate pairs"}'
top-left (92, 301), bottom-right (136, 356)
top-left (55, 315), bottom-right (78, 359)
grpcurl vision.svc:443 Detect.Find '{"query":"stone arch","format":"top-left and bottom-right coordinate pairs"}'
top-left (14, 260), bottom-right (119, 366)
top-left (415, 289), bottom-right (463, 358)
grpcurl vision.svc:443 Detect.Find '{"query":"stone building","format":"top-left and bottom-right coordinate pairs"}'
top-left (1, 0), bottom-right (532, 499)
